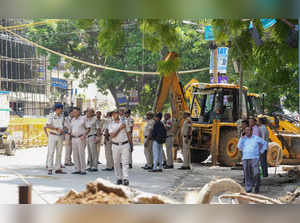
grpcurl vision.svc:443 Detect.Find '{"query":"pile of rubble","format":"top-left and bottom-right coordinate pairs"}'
top-left (56, 178), bottom-right (300, 204)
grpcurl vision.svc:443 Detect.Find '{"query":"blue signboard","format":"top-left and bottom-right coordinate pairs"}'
top-left (117, 93), bottom-right (127, 106)
top-left (204, 26), bottom-right (214, 41)
top-left (260, 18), bottom-right (277, 29)
top-left (51, 78), bottom-right (68, 89)
top-left (209, 47), bottom-right (229, 74)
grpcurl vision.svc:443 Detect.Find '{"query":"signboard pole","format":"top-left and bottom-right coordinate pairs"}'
top-left (239, 61), bottom-right (243, 120)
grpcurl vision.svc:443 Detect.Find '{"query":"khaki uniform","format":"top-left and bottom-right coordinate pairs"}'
top-left (96, 118), bottom-right (105, 162)
top-left (86, 116), bottom-right (98, 169)
top-left (64, 116), bottom-right (72, 165)
top-left (46, 112), bottom-right (64, 171)
top-left (143, 119), bottom-right (155, 167)
top-left (163, 118), bottom-right (174, 166)
top-left (104, 118), bottom-right (114, 169)
top-left (109, 120), bottom-right (130, 180)
top-left (71, 116), bottom-right (88, 172)
top-left (181, 117), bottom-right (192, 168)
top-left (126, 116), bottom-right (134, 165)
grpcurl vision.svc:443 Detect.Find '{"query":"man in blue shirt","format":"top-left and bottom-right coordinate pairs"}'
top-left (238, 127), bottom-right (267, 193)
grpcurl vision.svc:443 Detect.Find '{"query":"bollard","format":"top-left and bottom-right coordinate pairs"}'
top-left (19, 184), bottom-right (32, 204)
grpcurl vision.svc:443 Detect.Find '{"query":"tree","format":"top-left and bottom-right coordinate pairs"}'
top-left (27, 19), bottom-right (213, 115)
top-left (212, 19), bottom-right (298, 113)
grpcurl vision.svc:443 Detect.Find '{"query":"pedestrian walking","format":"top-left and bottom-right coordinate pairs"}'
top-left (238, 127), bottom-right (267, 193)
top-left (258, 117), bottom-right (269, 177)
top-left (125, 109), bottom-right (134, 169)
top-left (178, 111), bottom-right (192, 170)
top-left (45, 103), bottom-right (67, 175)
top-left (149, 112), bottom-right (167, 172)
top-left (142, 111), bottom-right (155, 170)
top-left (64, 108), bottom-right (74, 166)
top-left (102, 112), bottom-right (114, 171)
top-left (70, 107), bottom-right (90, 175)
top-left (163, 113), bottom-right (174, 169)
top-left (86, 108), bottom-right (98, 172)
top-left (109, 109), bottom-right (132, 185)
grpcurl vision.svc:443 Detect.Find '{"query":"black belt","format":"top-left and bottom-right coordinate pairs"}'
top-left (88, 134), bottom-right (97, 138)
top-left (50, 132), bottom-right (63, 136)
top-left (167, 135), bottom-right (173, 138)
top-left (183, 135), bottom-right (191, 138)
top-left (72, 135), bottom-right (83, 138)
top-left (112, 140), bottom-right (129, 146)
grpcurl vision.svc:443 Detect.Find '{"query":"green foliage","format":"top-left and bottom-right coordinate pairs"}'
top-left (212, 19), bottom-right (299, 113)
top-left (157, 57), bottom-right (181, 75)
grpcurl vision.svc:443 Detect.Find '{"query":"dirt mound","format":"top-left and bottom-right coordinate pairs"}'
top-left (56, 178), bottom-right (177, 204)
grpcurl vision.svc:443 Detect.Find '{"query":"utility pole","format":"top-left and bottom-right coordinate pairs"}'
top-left (213, 47), bottom-right (218, 83)
top-left (238, 60), bottom-right (243, 119)
top-left (298, 18), bottom-right (300, 115)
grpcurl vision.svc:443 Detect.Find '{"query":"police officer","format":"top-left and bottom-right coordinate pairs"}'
top-left (102, 111), bottom-right (114, 171)
top-left (142, 111), bottom-right (155, 170)
top-left (45, 103), bottom-right (66, 175)
top-left (86, 108), bottom-right (98, 171)
top-left (125, 109), bottom-right (134, 168)
top-left (163, 113), bottom-right (174, 169)
top-left (95, 111), bottom-right (104, 164)
top-left (70, 107), bottom-right (90, 175)
top-left (179, 111), bottom-right (192, 170)
top-left (108, 109), bottom-right (132, 185)
top-left (64, 108), bottom-right (74, 166)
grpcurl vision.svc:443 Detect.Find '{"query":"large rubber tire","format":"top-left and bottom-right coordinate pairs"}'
top-left (218, 130), bottom-right (240, 167)
top-left (191, 149), bottom-right (210, 163)
top-left (267, 142), bottom-right (283, 167)
top-left (5, 139), bottom-right (16, 156)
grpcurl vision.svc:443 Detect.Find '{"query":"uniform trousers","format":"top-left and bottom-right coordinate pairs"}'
top-left (242, 158), bottom-right (260, 192)
top-left (260, 150), bottom-right (268, 177)
top-left (144, 138), bottom-right (153, 167)
top-left (96, 136), bottom-right (102, 162)
top-left (165, 136), bottom-right (174, 166)
top-left (87, 135), bottom-right (98, 169)
top-left (105, 139), bottom-right (114, 169)
top-left (72, 137), bottom-right (87, 172)
top-left (182, 138), bottom-right (191, 167)
top-left (112, 142), bottom-right (130, 180)
top-left (47, 134), bottom-right (64, 171)
top-left (64, 134), bottom-right (72, 164)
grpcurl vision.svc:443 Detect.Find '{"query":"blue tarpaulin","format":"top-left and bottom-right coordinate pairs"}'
top-left (205, 26), bottom-right (214, 41)
top-left (51, 78), bottom-right (68, 89)
top-left (260, 18), bottom-right (277, 29)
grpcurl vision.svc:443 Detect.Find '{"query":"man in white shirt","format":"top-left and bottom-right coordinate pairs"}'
top-left (45, 103), bottom-right (66, 175)
top-left (64, 108), bottom-right (74, 166)
top-left (108, 109), bottom-right (132, 185)
top-left (102, 112), bottom-right (114, 171)
top-left (70, 107), bottom-right (90, 175)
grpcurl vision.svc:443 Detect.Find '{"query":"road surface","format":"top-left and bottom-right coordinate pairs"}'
top-left (0, 145), bottom-right (299, 204)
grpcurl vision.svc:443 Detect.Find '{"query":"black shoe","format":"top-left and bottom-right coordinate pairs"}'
top-left (143, 166), bottom-right (152, 170)
top-left (116, 179), bottom-right (122, 185)
top-left (97, 161), bottom-right (102, 164)
top-left (178, 166), bottom-right (191, 170)
top-left (72, 171), bottom-right (81, 174)
top-left (129, 164), bottom-right (132, 169)
top-left (86, 168), bottom-right (92, 171)
top-left (149, 169), bottom-right (160, 172)
top-left (246, 190), bottom-right (252, 193)
top-left (123, 179), bottom-right (129, 186)
top-left (91, 168), bottom-right (98, 172)
top-left (102, 168), bottom-right (113, 171)
top-left (48, 170), bottom-right (52, 175)
top-left (80, 172), bottom-right (87, 175)
top-left (55, 170), bottom-right (67, 174)
top-left (157, 169), bottom-right (163, 172)
top-left (64, 163), bottom-right (73, 166)
top-left (254, 188), bottom-right (259, 194)
top-left (164, 165), bottom-right (174, 169)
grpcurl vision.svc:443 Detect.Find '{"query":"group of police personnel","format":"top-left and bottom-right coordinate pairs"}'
top-left (44, 103), bottom-right (193, 186)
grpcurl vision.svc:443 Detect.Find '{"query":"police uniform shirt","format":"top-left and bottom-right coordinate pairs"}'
top-left (181, 117), bottom-right (192, 137)
top-left (163, 119), bottom-right (173, 136)
top-left (71, 116), bottom-right (88, 136)
top-left (64, 116), bottom-right (72, 134)
top-left (126, 117), bottom-right (134, 133)
top-left (46, 112), bottom-right (64, 135)
top-left (86, 116), bottom-right (98, 135)
top-left (108, 120), bottom-right (128, 143)
top-left (144, 119), bottom-right (155, 137)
